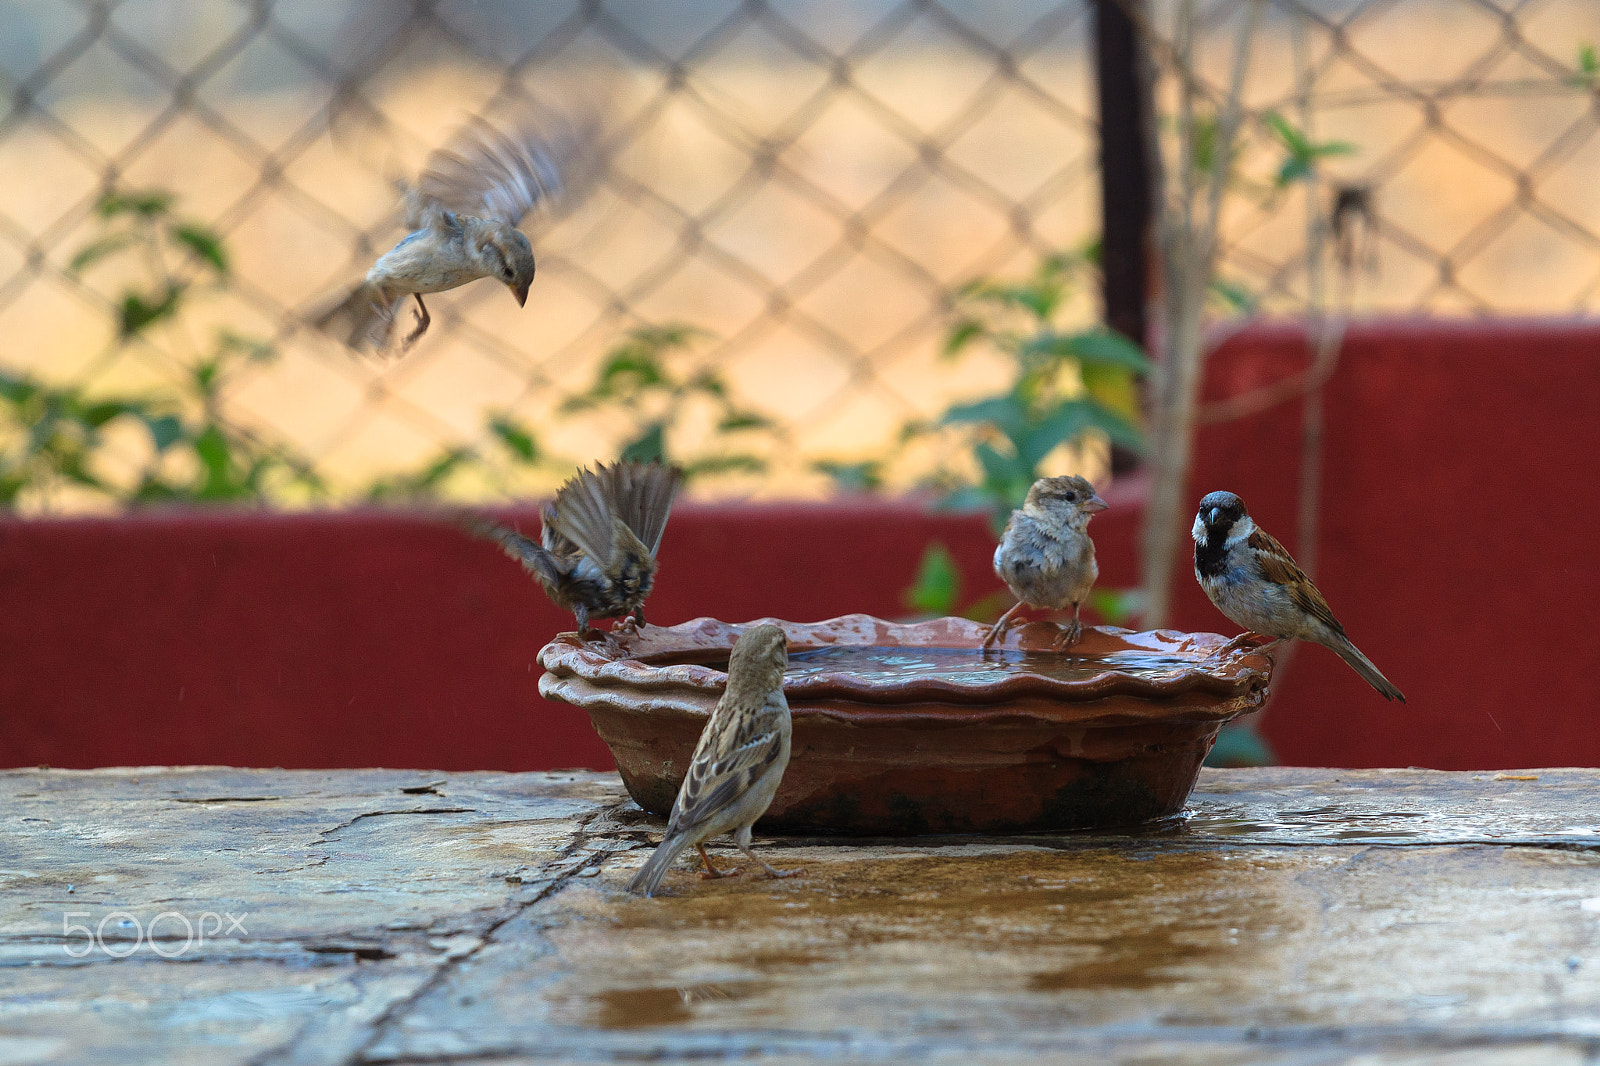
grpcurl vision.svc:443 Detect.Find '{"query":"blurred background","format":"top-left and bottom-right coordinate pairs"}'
top-left (3, 0), bottom-right (1600, 773)
top-left (3, 0), bottom-right (1598, 507)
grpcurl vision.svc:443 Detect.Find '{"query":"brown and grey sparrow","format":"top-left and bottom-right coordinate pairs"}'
top-left (1193, 490), bottom-right (1404, 702)
top-left (316, 109), bottom-right (589, 354)
top-left (628, 624), bottom-right (798, 897)
top-left (470, 460), bottom-right (680, 637)
top-left (984, 475), bottom-right (1108, 650)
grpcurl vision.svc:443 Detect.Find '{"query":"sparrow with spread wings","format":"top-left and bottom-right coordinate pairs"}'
top-left (469, 460), bottom-right (681, 638)
top-left (317, 111), bottom-right (587, 354)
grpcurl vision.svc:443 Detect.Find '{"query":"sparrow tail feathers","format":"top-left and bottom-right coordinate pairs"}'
top-left (1327, 635), bottom-right (1406, 703)
top-left (314, 282), bottom-right (397, 351)
top-left (627, 831), bottom-right (693, 897)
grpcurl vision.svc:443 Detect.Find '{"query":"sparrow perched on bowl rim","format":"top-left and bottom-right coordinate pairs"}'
top-left (470, 460), bottom-right (680, 638)
top-left (316, 110), bottom-right (586, 355)
top-left (627, 624), bottom-right (799, 897)
top-left (1192, 490), bottom-right (1404, 702)
top-left (984, 474), bottom-right (1108, 650)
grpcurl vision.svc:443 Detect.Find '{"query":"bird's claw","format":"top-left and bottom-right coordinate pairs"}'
top-left (761, 866), bottom-right (803, 880)
top-left (1052, 620), bottom-right (1083, 652)
top-left (697, 866), bottom-right (741, 881)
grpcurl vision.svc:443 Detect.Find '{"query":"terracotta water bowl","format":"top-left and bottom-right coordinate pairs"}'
top-left (537, 614), bottom-right (1273, 835)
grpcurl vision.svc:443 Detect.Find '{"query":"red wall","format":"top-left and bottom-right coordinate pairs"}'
top-left (2, 320), bottom-right (1597, 770)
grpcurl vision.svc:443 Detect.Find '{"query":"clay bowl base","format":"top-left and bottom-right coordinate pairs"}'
top-left (538, 614), bottom-right (1274, 835)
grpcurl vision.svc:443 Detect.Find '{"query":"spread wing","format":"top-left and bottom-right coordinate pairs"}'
top-left (669, 694), bottom-right (785, 835)
top-left (410, 108), bottom-right (593, 230)
top-left (1247, 527), bottom-right (1346, 637)
top-left (600, 462), bottom-right (681, 557)
top-left (462, 516), bottom-right (565, 586)
top-left (548, 467), bottom-right (619, 569)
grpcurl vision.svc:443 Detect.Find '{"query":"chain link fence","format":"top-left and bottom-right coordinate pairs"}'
top-left (0, 0), bottom-right (1597, 508)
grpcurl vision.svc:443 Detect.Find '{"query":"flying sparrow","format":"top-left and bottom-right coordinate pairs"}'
top-left (628, 624), bottom-right (798, 897)
top-left (469, 460), bottom-right (680, 637)
top-left (1192, 490), bottom-right (1404, 702)
top-left (984, 475), bottom-right (1108, 650)
top-left (316, 110), bottom-right (587, 354)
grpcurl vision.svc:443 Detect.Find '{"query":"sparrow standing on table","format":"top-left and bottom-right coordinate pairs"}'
top-left (470, 460), bottom-right (680, 638)
top-left (317, 111), bottom-right (584, 354)
top-left (984, 475), bottom-right (1108, 650)
top-left (1192, 490), bottom-right (1404, 702)
top-left (628, 624), bottom-right (799, 897)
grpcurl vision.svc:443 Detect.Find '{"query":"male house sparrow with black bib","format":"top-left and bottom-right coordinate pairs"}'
top-left (317, 111), bottom-right (585, 354)
top-left (984, 475), bottom-right (1108, 650)
top-left (471, 460), bottom-right (680, 637)
top-left (628, 624), bottom-right (798, 897)
top-left (1192, 490), bottom-right (1404, 702)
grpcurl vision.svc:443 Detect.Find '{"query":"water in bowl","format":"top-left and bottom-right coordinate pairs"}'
top-left (651, 646), bottom-right (1206, 683)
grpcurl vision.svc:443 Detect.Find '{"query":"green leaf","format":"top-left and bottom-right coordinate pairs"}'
top-left (143, 414), bottom-right (185, 452)
top-left (193, 424), bottom-right (237, 498)
top-left (80, 400), bottom-right (137, 428)
top-left (119, 285), bottom-right (184, 337)
top-left (812, 459), bottom-right (883, 493)
top-left (1081, 363), bottom-right (1141, 422)
top-left (170, 222), bottom-right (228, 275)
top-left (1192, 113), bottom-right (1220, 176)
top-left (973, 441), bottom-right (1029, 498)
top-left (681, 454), bottom-right (766, 477)
top-left (1023, 329), bottom-right (1150, 372)
top-left (68, 232), bottom-right (139, 274)
top-left (1262, 111), bottom-right (1310, 154)
top-left (1581, 43), bottom-right (1599, 74)
top-left (620, 422), bottom-right (666, 465)
top-left (687, 369), bottom-right (728, 398)
top-left (97, 190), bottom-right (173, 219)
top-left (1209, 277), bottom-right (1257, 315)
top-left (941, 395), bottom-right (1028, 438)
top-left (1027, 399), bottom-right (1145, 459)
top-left (488, 416), bottom-right (540, 462)
top-left (903, 542), bottom-right (960, 616)
top-left (716, 411), bottom-right (772, 433)
top-left (596, 350), bottom-right (666, 392)
top-left (215, 330), bottom-right (274, 364)
top-left (966, 279), bottom-right (1060, 321)
top-left (0, 373), bottom-right (35, 405)
top-left (943, 317), bottom-right (985, 357)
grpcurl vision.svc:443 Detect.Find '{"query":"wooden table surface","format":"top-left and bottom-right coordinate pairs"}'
top-left (2, 766), bottom-right (1598, 1065)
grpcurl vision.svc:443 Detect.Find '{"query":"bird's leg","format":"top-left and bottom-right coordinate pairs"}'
top-left (401, 294), bottom-right (431, 349)
top-left (1053, 603), bottom-right (1084, 651)
top-left (573, 603), bottom-right (599, 642)
top-left (613, 606), bottom-right (647, 636)
top-left (1223, 632), bottom-right (1279, 654)
top-left (983, 602), bottom-right (1026, 650)
top-left (695, 844), bottom-right (739, 880)
top-left (738, 842), bottom-right (801, 880)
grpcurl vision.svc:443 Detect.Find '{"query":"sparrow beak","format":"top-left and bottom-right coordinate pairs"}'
top-left (1085, 493), bottom-right (1109, 513)
top-left (511, 281), bottom-right (530, 307)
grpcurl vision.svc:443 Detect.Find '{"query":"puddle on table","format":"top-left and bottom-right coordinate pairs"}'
top-left (551, 849), bottom-right (1300, 1029)
top-left (582, 980), bottom-right (769, 1029)
top-left (650, 646), bottom-right (1211, 685)
top-left (1179, 805), bottom-right (1437, 842)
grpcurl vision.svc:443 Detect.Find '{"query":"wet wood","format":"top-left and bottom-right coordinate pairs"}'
top-left (2, 766), bottom-right (1597, 1064)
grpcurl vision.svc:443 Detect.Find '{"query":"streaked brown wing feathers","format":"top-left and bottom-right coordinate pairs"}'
top-left (1247, 527), bottom-right (1346, 636)
top-left (600, 462), bottom-right (681, 557)
top-left (548, 467), bottom-right (617, 567)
